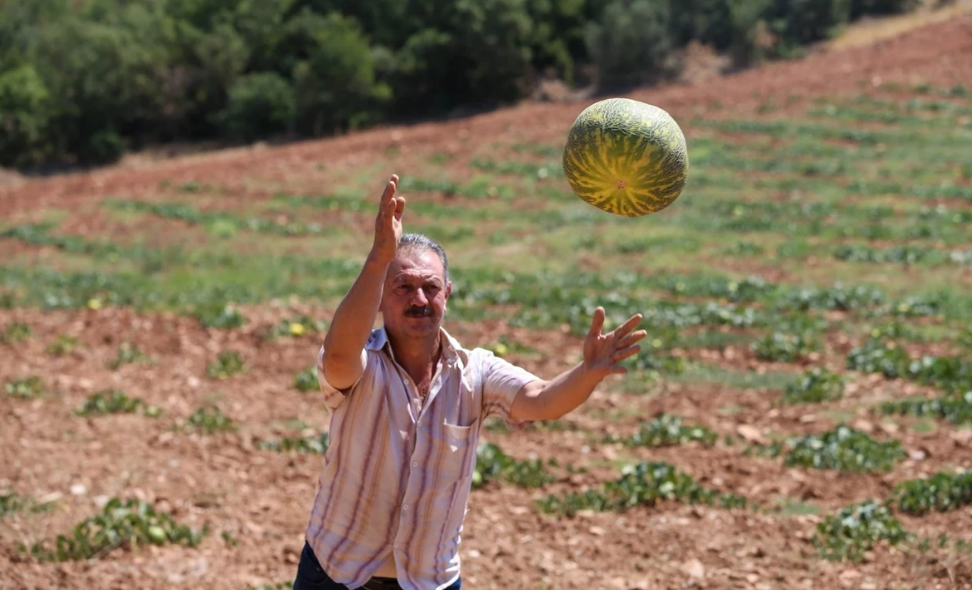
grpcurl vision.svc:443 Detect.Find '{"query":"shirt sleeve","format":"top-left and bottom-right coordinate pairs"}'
top-left (316, 344), bottom-right (370, 411)
top-left (479, 350), bottom-right (542, 430)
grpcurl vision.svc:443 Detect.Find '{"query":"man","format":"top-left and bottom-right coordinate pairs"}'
top-left (294, 175), bottom-right (646, 590)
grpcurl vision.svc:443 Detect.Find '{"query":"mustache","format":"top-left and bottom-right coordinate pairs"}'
top-left (405, 306), bottom-right (433, 318)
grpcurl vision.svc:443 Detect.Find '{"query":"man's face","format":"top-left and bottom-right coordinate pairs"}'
top-left (380, 248), bottom-right (452, 340)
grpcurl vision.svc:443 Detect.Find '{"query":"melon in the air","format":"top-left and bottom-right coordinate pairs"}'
top-left (562, 98), bottom-right (689, 218)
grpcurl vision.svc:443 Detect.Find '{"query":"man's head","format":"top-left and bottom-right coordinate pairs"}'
top-left (380, 234), bottom-right (452, 341)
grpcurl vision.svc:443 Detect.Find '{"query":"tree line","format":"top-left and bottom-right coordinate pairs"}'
top-left (0, 0), bottom-right (915, 170)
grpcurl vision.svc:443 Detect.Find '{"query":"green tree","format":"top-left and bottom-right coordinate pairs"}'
top-left (27, 16), bottom-right (170, 164)
top-left (292, 12), bottom-right (390, 135)
top-left (452, 0), bottom-right (534, 103)
top-left (216, 72), bottom-right (295, 141)
top-left (0, 65), bottom-right (53, 168)
top-left (586, 0), bottom-right (674, 89)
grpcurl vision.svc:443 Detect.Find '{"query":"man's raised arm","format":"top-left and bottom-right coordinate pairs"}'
top-left (321, 174), bottom-right (406, 391)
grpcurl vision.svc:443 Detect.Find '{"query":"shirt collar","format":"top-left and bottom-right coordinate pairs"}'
top-left (369, 326), bottom-right (468, 368)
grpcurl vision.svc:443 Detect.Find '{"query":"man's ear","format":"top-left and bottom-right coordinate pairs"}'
top-left (444, 280), bottom-right (453, 301)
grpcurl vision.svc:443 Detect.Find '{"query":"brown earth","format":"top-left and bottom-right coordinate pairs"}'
top-left (4, 13), bottom-right (972, 590)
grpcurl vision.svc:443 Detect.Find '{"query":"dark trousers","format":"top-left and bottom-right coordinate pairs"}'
top-left (294, 541), bottom-right (462, 590)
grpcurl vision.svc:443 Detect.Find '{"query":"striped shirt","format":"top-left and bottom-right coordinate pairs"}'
top-left (306, 327), bottom-right (540, 590)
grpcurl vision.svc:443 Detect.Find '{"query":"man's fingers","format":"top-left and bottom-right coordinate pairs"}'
top-left (617, 330), bottom-right (648, 349)
top-left (612, 345), bottom-right (641, 363)
top-left (394, 196), bottom-right (406, 221)
top-left (378, 175), bottom-right (399, 210)
top-left (382, 196), bottom-right (397, 224)
top-left (611, 313), bottom-right (644, 340)
top-left (588, 306), bottom-right (606, 338)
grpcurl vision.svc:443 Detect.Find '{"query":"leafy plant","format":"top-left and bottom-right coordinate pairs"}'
top-left (1, 322), bottom-right (30, 344)
top-left (108, 342), bottom-right (149, 370)
top-left (472, 443), bottom-right (555, 490)
top-left (757, 425), bottom-right (905, 473)
top-left (752, 330), bottom-right (821, 362)
top-left (0, 492), bottom-right (29, 517)
top-left (879, 391), bottom-right (972, 425)
top-left (268, 315), bottom-right (327, 338)
top-left (293, 367), bottom-right (318, 392)
top-left (76, 390), bottom-right (158, 417)
top-left (45, 334), bottom-right (79, 357)
top-left (889, 471), bottom-right (972, 516)
top-left (615, 414), bottom-right (717, 448)
top-left (207, 351), bottom-right (246, 379)
top-left (29, 498), bottom-right (206, 562)
top-left (193, 303), bottom-right (246, 329)
top-left (186, 405), bottom-right (236, 434)
top-left (537, 461), bottom-right (746, 516)
top-left (813, 500), bottom-right (908, 562)
top-left (255, 432), bottom-right (329, 454)
top-left (848, 342), bottom-right (972, 393)
top-left (5, 376), bottom-right (45, 399)
top-left (846, 339), bottom-right (911, 378)
top-left (782, 368), bottom-right (844, 404)
top-left (0, 491), bottom-right (55, 517)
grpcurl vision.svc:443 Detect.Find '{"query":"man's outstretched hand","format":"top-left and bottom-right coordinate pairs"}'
top-left (371, 174), bottom-right (406, 264)
top-left (583, 307), bottom-right (647, 377)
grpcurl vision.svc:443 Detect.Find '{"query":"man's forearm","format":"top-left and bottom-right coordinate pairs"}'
top-left (323, 253), bottom-right (390, 360)
top-left (513, 363), bottom-right (605, 421)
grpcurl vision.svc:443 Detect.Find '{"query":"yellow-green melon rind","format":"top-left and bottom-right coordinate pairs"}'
top-left (563, 98), bottom-right (689, 218)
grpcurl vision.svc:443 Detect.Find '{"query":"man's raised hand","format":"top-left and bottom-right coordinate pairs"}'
top-left (582, 307), bottom-right (647, 377)
top-left (371, 174), bottom-right (406, 264)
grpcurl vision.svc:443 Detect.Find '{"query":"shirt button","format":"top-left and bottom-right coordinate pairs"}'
top-left (412, 461), bottom-right (418, 468)
top-left (403, 504), bottom-right (408, 510)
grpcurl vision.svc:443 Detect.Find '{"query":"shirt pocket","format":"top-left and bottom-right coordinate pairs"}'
top-left (433, 418), bottom-right (480, 484)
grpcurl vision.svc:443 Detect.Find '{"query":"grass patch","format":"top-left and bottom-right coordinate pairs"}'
top-left (673, 364), bottom-right (799, 391)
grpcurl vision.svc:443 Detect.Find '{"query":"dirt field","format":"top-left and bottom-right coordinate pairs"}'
top-left (3, 12), bottom-right (972, 590)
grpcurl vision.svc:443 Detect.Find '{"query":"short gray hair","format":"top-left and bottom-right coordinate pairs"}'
top-left (399, 233), bottom-right (449, 282)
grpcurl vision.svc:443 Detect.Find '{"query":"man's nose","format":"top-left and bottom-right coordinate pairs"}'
top-left (410, 288), bottom-right (429, 306)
